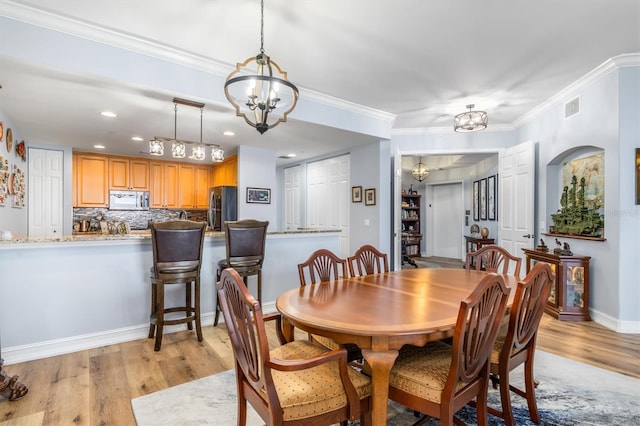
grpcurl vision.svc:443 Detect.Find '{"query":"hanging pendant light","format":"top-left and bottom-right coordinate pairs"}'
top-left (149, 138), bottom-right (164, 156)
top-left (411, 157), bottom-right (430, 182)
top-left (454, 104), bottom-right (488, 132)
top-left (224, 0), bottom-right (298, 134)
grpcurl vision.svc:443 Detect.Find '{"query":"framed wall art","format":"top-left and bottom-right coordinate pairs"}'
top-left (636, 148), bottom-right (640, 205)
top-left (365, 188), bottom-right (376, 206)
top-left (479, 178), bottom-right (487, 220)
top-left (472, 180), bottom-right (479, 221)
top-left (352, 186), bottom-right (362, 203)
top-left (246, 187), bottom-right (271, 204)
top-left (488, 174), bottom-right (497, 220)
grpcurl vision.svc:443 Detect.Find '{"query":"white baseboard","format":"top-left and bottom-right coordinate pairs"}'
top-left (3, 303), bottom-right (279, 366)
top-left (590, 309), bottom-right (640, 334)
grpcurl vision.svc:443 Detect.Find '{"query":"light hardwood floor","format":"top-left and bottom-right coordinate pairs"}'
top-left (1, 269), bottom-right (638, 425)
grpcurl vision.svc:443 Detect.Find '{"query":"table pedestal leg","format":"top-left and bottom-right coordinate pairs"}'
top-left (361, 349), bottom-right (398, 426)
top-left (0, 358), bottom-right (28, 401)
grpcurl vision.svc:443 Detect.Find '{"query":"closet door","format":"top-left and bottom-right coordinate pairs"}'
top-left (29, 148), bottom-right (63, 238)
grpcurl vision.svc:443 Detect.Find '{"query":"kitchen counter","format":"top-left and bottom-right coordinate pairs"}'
top-left (0, 228), bottom-right (342, 364)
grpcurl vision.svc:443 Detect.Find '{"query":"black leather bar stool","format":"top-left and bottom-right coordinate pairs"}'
top-left (214, 219), bottom-right (268, 326)
top-left (148, 220), bottom-right (206, 351)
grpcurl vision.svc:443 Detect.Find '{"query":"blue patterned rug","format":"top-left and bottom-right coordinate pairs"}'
top-left (132, 351), bottom-right (639, 425)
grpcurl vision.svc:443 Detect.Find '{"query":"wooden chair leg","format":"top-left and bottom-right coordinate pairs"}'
top-left (214, 269), bottom-right (222, 326)
top-left (524, 358), bottom-right (540, 423)
top-left (195, 277), bottom-right (203, 342)
top-left (498, 368), bottom-right (515, 426)
top-left (154, 281), bottom-right (164, 351)
top-left (257, 270), bottom-right (262, 304)
top-left (186, 282), bottom-right (193, 331)
top-left (148, 281), bottom-right (157, 338)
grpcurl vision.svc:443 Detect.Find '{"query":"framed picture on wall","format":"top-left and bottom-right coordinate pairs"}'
top-left (352, 186), bottom-right (362, 203)
top-left (473, 180), bottom-right (480, 221)
top-left (246, 187), bottom-right (271, 204)
top-left (636, 148), bottom-right (640, 205)
top-left (479, 178), bottom-right (487, 220)
top-left (365, 188), bottom-right (376, 206)
top-left (488, 174), bottom-right (497, 220)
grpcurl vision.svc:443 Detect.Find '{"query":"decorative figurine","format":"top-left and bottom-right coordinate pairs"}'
top-left (536, 238), bottom-right (548, 252)
top-left (554, 238), bottom-right (563, 254)
top-left (562, 242), bottom-right (573, 256)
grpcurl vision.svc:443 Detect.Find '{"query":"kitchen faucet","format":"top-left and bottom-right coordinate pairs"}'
top-left (178, 210), bottom-right (188, 220)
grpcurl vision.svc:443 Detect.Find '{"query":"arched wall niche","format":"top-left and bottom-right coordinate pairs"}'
top-left (546, 145), bottom-right (605, 238)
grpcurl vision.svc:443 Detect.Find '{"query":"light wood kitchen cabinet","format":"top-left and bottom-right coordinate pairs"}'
top-left (195, 165), bottom-right (212, 209)
top-left (177, 164), bottom-right (196, 208)
top-left (109, 157), bottom-right (149, 190)
top-left (74, 154), bottom-right (109, 207)
top-left (212, 155), bottom-right (237, 187)
top-left (149, 161), bottom-right (179, 208)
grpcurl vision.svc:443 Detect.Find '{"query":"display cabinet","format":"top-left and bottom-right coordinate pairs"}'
top-left (401, 194), bottom-right (421, 257)
top-left (522, 249), bottom-right (591, 321)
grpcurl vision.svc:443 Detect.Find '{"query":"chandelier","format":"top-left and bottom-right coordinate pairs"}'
top-left (411, 157), bottom-right (430, 182)
top-left (149, 98), bottom-right (224, 162)
top-left (224, 0), bottom-right (299, 134)
top-left (454, 104), bottom-right (488, 132)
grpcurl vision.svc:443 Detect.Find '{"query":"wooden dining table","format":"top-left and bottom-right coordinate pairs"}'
top-left (276, 267), bottom-right (518, 426)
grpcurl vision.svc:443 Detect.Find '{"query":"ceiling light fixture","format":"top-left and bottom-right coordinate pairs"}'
top-left (224, 0), bottom-right (299, 134)
top-left (454, 104), bottom-right (488, 132)
top-left (411, 157), bottom-right (430, 182)
top-left (149, 97), bottom-right (224, 162)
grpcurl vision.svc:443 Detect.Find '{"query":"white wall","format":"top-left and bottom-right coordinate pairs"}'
top-left (237, 145), bottom-right (277, 227)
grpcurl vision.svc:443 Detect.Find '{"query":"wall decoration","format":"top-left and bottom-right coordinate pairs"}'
top-left (246, 187), bottom-right (271, 204)
top-left (0, 121), bottom-right (4, 142)
top-left (472, 180), bottom-right (479, 221)
top-left (0, 155), bottom-right (7, 206)
top-left (365, 188), bottom-right (376, 206)
top-left (562, 152), bottom-right (604, 209)
top-left (10, 164), bottom-right (25, 208)
top-left (6, 127), bottom-right (12, 153)
top-left (351, 186), bottom-right (362, 203)
top-left (16, 140), bottom-right (26, 161)
top-left (636, 148), bottom-right (639, 205)
top-left (479, 178), bottom-right (487, 220)
top-left (488, 174), bottom-right (497, 220)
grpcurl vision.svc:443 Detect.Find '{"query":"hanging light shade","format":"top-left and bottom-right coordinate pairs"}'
top-left (211, 146), bottom-right (225, 162)
top-left (224, 0), bottom-right (298, 134)
top-left (172, 141), bottom-right (186, 158)
top-left (149, 139), bottom-right (164, 156)
top-left (191, 144), bottom-right (206, 161)
top-left (454, 104), bottom-right (488, 132)
top-left (411, 157), bottom-right (430, 182)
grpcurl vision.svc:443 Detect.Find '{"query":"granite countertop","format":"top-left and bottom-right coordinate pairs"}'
top-left (0, 228), bottom-right (340, 246)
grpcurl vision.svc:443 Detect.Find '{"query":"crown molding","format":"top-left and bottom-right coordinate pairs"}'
top-left (392, 123), bottom-right (515, 136)
top-left (513, 53), bottom-right (640, 127)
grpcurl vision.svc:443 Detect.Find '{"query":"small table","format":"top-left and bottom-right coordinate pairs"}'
top-left (465, 235), bottom-right (495, 268)
top-left (276, 268), bottom-right (517, 426)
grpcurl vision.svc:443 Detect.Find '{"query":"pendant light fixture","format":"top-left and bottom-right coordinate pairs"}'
top-left (224, 0), bottom-right (299, 134)
top-left (411, 157), bottom-right (430, 182)
top-left (149, 97), bottom-right (224, 162)
top-left (454, 104), bottom-right (488, 132)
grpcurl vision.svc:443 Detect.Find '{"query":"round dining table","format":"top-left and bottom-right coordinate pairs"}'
top-left (276, 267), bottom-right (518, 426)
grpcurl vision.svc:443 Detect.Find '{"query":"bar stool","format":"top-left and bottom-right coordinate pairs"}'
top-left (148, 220), bottom-right (206, 351)
top-left (214, 219), bottom-right (269, 326)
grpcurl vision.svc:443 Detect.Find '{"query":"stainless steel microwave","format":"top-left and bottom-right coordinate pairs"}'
top-left (109, 190), bottom-right (150, 210)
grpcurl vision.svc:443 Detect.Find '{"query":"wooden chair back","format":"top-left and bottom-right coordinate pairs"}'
top-left (465, 244), bottom-right (522, 277)
top-left (151, 220), bottom-right (206, 278)
top-left (348, 244), bottom-right (389, 277)
top-left (489, 262), bottom-right (554, 424)
top-left (223, 219), bottom-right (269, 273)
top-left (298, 249), bottom-right (348, 286)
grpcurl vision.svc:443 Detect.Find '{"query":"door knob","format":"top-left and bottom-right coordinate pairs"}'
top-left (522, 234), bottom-right (532, 238)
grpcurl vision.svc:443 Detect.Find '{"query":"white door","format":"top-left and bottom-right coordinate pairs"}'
top-left (306, 155), bottom-right (350, 257)
top-left (28, 148), bottom-right (63, 238)
top-left (283, 165), bottom-right (302, 230)
top-left (499, 140), bottom-right (535, 272)
top-left (432, 182), bottom-right (464, 259)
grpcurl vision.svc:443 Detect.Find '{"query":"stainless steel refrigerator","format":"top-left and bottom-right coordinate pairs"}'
top-left (207, 186), bottom-right (237, 231)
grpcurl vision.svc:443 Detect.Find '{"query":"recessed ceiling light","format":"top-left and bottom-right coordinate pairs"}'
top-left (94, 144), bottom-right (105, 149)
top-left (223, 131), bottom-right (235, 136)
top-left (101, 111), bottom-right (117, 118)
top-left (286, 153), bottom-right (297, 158)
top-left (131, 136), bottom-right (144, 141)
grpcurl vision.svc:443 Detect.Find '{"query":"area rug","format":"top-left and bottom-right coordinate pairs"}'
top-left (131, 351), bottom-right (639, 425)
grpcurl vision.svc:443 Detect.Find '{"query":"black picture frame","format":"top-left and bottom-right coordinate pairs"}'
top-left (479, 178), bottom-right (487, 220)
top-left (365, 188), bottom-right (376, 206)
top-left (473, 180), bottom-right (480, 221)
top-left (352, 186), bottom-right (362, 203)
top-left (488, 174), bottom-right (497, 220)
top-left (636, 148), bottom-right (640, 205)
top-left (246, 187), bottom-right (271, 204)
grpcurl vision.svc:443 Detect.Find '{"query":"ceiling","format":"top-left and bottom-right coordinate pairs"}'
top-left (0, 0), bottom-right (638, 168)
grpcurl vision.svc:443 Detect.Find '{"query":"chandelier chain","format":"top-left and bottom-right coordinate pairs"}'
top-left (260, 0), bottom-right (265, 54)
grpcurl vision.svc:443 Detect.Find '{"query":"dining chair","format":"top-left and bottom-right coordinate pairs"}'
top-left (465, 244), bottom-right (522, 278)
top-left (347, 244), bottom-right (389, 277)
top-left (214, 219), bottom-right (269, 326)
top-left (487, 262), bottom-right (554, 425)
top-left (297, 249), bottom-right (362, 362)
top-left (217, 268), bottom-right (372, 426)
top-left (386, 273), bottom-right (510, 426)
top-left (148, 220), bottom-right (206, 351)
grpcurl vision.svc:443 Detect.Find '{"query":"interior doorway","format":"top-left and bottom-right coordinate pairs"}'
top-left (429, 182), bottom-right (464, 259)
